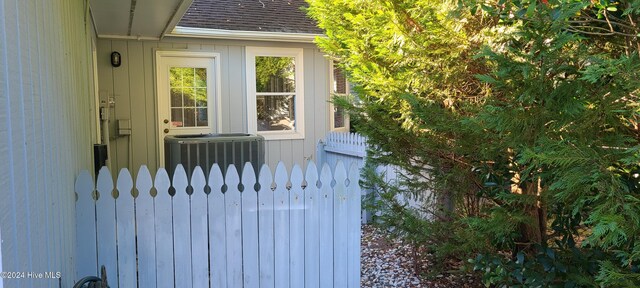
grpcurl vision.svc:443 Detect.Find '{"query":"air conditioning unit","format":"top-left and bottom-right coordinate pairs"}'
top-left (164, 133), bottom-right (265, 181)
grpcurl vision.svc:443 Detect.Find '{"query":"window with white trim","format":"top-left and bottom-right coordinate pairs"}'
top-left (246, 47), bottom-right (304, 140)
top-left (331, 61), bottom-right (350, 132)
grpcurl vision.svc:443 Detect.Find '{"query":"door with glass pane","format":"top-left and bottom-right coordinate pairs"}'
top-left (156, 52), bottom-right (219, 166)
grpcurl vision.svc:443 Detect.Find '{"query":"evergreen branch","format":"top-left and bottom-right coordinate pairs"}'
top-left (568, 18), bottom-right (639, 32)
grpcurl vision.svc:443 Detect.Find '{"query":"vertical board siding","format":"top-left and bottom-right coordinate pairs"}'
top-left (1, 2), bottom-right (95, 286)
top-left (75, 161), bottom-right (361, 288)
top-left (96, 39), bottom-right (330, 175)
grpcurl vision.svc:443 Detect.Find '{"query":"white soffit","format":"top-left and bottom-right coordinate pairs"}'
top-left (90, 0), bottom-right (130, 36)
top-left (90, 0), bottom-right (193, 39)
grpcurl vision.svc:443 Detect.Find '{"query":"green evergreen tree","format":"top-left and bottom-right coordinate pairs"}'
top-left (308, 0), bottom-right (640, 285)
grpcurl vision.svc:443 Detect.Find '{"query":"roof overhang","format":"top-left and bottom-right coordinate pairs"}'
top-left (169, 26), bottom-right (323, 43)
top-left (90, 0), bottom-right (193, 40)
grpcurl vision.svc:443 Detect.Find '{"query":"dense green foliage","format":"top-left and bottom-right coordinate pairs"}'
top-left (308, 0), bottom-right (640, 286)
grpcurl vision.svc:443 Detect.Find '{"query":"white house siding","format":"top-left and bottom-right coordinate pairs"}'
top-left (96, 38), bottom-right (331, 176)
top-left (0, 0), bottom-right (95, 287)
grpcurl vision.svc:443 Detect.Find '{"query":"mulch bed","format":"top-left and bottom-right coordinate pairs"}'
top-left (361, 225), bottom-right (483, 288)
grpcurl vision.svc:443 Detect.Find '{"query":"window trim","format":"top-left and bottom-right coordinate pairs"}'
top-left (246, 47), bottom-right (305, 140)
top-left (330, 61), bottom-right (350, 132)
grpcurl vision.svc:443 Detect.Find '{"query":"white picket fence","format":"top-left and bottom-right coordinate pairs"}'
top-left (74, 161), bottom-right (361, 288)
top-left (317, 132), bottom-right (431, 222)
top-left (317, 132), bottom-right (401, 223)
top-left (317, 132), bottom-right (367, 171)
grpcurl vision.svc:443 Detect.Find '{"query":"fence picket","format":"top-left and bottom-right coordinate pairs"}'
top-left (318, 163), bottom-right (334, 288)
top-left (225, 165), bottom-right (243, 287)
top-left (208, 164), bottom-right (227, 288)
top-left (95, 167), bottom-right (118, 288)
top-left (116, 169), bottom-right (136, 288)
top-left (75, 170), bottom-right (97, 279)
top-left (241, 163), bottom-right (260, 288)
top-left (274, 162), bottom-right (291, 288)
top-left (290, 164), bottom-right (305, 287)
top-left (154, 168), bottom-right (174, 288)
top-left (304, 162), bottom-right (320, 288)
top-left (258, 164), bottom-right (275, 288)
top-left (333, 162), bottom-right (349, 287)
top-left (347, 163), bottom-right (362, 288)
top-left (172, 165), bottom-right (193, 288)
top-left (190, 167), bottom-right (208, 288)
top-left (135, 166), bottom-right (156, 288)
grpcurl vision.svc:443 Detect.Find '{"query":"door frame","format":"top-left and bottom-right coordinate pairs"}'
top-left (155, 50), bottom-right (222, 167)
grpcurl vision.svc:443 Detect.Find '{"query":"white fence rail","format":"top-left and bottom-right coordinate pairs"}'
top-left (75, 161), bottom-right (361, 288)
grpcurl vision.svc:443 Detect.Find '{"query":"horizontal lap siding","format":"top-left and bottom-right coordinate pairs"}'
top-left (0, 0), bottom-right (94, 287)
top-left (97, 38), bottom-right (330, 174)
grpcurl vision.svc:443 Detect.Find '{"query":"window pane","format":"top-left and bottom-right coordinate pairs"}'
top-left (196, 108), bottom-right (208, 126)
top-left (333, 61), bottom-right (347, 128)
top-left (333, 65), bottom-right (347, 94)
top-left (255, 56), bottom-right (295, 93)
top-left (171, 108), bottom-right (183, 127)
top-left (171, 88), bottom-right (182, 107)
top-left (256, 95), bottom-right (295, 131)
top-left (334, 107), bottom-right (345, 128)
top-left (184, 108), bottom-right (195, 127)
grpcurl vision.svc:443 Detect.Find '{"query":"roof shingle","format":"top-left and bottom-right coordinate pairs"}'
top-left (178, 0), bottom-right (323, 34)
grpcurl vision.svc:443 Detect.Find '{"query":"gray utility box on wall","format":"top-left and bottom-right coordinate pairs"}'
top-left (164, 133), bottom-right (265, 181)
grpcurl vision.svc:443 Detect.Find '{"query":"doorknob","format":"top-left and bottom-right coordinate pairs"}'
top-left (163, 119), bottom-right (169, 124)
top-left (164, 128), bottom-right (169, 133)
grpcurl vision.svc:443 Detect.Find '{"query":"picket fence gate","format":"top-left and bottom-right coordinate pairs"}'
top-left (75, 161), bottom-right (361, 288)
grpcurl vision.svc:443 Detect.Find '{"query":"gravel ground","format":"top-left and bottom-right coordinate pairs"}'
top-left (361, 225), bottom-right (483, 288)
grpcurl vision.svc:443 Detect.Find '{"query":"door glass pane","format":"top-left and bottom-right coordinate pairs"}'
top-left (171, 88), bottom-right (182, 107)
top-left (169, 68), bottom-right (183, 87)
top-left (169, 67), bottom-right (208, 128)
top-left (255, 56), bottom-right (295, 93)
top-left (184, 108), bottom-right (196, 127)
top-left (184, 88), bottom-right (195, 107)
top-left (171, 108), bottom-right (183, 127)
top-left (256, 95), bottom-right (295, 131)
